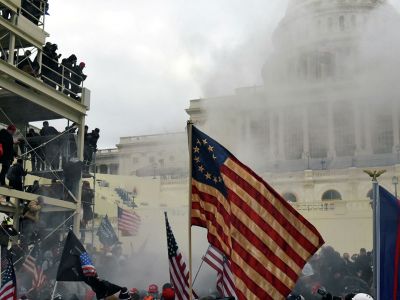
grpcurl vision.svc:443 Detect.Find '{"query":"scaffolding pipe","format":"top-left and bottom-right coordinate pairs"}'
top-left (73, 115), bottom-right (85, 236)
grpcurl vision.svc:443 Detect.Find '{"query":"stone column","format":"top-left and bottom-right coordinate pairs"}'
top-left (327, 101), bottom-right (336, 158)
top-left (353, 101), bottom-right (362, 155)
top-left (364, 105), bottom-right (373, 154)
top-left (393, 101), bottom-right (400, 153)
top-left (302, 107), bottom-right (310, 158)
top-left (278, 109), bottom-right (285, 160)
top-left (269, 111), bottom-right (276, 159)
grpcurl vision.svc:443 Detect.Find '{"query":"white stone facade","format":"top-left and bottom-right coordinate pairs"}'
top-left (95, 0), bottom-right (400, 252)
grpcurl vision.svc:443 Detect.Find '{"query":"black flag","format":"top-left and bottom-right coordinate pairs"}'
top-left (97, 215), bottom-right (118, 247)
top-left (56, 230), bottom-right (86, 281)
top-left (56, 231), bottom-right (122, 298)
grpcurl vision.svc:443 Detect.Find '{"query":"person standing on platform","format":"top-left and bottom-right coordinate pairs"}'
top-left (40, 121), bottom-right (60, 170)
top-left (7, 158), bottom-right (27, 191)
top-left (0, 124), bottom-right (17, 186)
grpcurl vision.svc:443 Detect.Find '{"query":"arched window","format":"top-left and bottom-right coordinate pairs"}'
top-left (322, 190), bottom-right (342, 201)
top-left (339, 16), bottom-right (345, 31)
top-left (99, 165), bottom-right (108, 174)
top-left (283, 192), bottom-right (297, 203)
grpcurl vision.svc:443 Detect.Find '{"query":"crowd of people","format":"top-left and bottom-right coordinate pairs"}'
top-left (291, 246), bottom-right (373, 299)
top-left (4, 240), bottom-right (374, 299)
top-left (41, 42), bottom-right (87, 99)
top-left (21, 0), bottom-right (49, 24)
top-left (1, 0), bottom-right (48, 23)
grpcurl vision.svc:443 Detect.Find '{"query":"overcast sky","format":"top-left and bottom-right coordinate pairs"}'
top-left (46, 0), bottom-right (400, 148)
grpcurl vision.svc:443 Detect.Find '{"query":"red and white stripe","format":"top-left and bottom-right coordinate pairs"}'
top-left (0, 281), bottom-right (15, 300)
top-left (203, 246), bottom-right (237, 299)
top-left (118, 208), bottom-right (141, 235)
top-left (169, 250), bottom-right (196, 300)
top-left (192, 155), bottom-right (325, 299)
top-left (22, 255), bottom-right (46, 289)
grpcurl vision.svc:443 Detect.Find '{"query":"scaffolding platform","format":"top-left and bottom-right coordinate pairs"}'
top-left (0, 187), bottom-right (77, 212)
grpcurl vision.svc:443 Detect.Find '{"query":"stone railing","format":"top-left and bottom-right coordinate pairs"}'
top-left (292, 200), bottom-right (371, 213)
top-left (160, 175), bottom-right (188, 186)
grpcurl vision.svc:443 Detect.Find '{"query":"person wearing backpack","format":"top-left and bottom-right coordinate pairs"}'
top-left (7, 158), bottom-right (27, 191)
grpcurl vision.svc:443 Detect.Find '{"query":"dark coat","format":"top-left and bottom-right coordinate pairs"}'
top-left (0, 129), bottom-right (15, 162)
top-left (40, 126), bottom-right (59, 136)
top-left (7, 163), bottom-right (27, 183)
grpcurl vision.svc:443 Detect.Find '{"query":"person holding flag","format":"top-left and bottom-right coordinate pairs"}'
top-left (97, 215), bottom-right (119, 248)
top-left (56, 230), bottom-right (123, 299)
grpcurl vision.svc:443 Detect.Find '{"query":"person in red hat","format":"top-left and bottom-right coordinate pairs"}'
top-left (0, 124), bottom-right (17, 186)
top-left (161, 288), bottom-right (175, 300)
top-left (129, 288), bottom-right (139, 300)
top-left (147, 284), bottom-right (159, 299)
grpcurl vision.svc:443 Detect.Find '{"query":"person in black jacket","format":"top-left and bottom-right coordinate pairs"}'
top-left (7, 158), bottom-right (27, 191)
top-left (40, 121), bottom-right (59, 170)
top-left (0, 124), bottom-right (17, 186)
top-left (71, 61), bottom-right (87, 99)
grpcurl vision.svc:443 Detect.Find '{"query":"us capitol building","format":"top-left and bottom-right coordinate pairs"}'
top-left (96, 0), bottom-right (400, 253)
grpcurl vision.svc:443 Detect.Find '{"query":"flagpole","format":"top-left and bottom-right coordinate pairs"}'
top-left (373, 178), bottom-right (380, 300)
top-left (365, 169), bottom-right (386, 300)
top-left (187, 120), bottom-right (194, 300)
top-left (51, 281), bottom-right (58, 299)
top-left (193, 245), bottom-right (210, 287)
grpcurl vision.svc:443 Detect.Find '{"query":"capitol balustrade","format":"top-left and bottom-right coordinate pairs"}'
top-left (160, 174), bottom-right (188, 186)
top-left (292, 199), bottom-right (372, 214)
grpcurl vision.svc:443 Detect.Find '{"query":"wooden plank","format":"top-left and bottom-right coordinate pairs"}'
top-left (0, 187), bottom-right (77, 210)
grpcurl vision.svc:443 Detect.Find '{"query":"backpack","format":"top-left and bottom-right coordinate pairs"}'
top-left (6, 165), bottom-right (16, 182)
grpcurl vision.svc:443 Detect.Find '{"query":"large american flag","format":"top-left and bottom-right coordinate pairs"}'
top-left (203, 246), bottom-right (237, 299)
top-left (190, 125), bottom-right (325, 300)
top-left (164, 212), bottom-right (196, 300)
top-left (22, 246), bottom-right (46, 290)
top-left (0, 257), bottom-right (17, 300)
top-left (118, 207), bottom-right (141, 236)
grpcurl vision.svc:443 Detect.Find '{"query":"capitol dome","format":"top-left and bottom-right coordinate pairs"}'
top-left (262, 0), bottom-right (392, 85)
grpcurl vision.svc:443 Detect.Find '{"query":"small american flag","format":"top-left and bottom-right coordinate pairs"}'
top-left (203, 246), bottom-right (237, 299)
top-left (79, 252), bottom-right (97, 277)
top-left (22, 246), bottom-right (46, 290)
top-left (0, 257), bottom-right (17, 300)
top-left (164, 212), bottom-right (196, 300)
top-left (118, 207), bottom-right (141, 236)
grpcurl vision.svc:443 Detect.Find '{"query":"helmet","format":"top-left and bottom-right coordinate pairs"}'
top-left (353, 293), bottom-right (374, 300)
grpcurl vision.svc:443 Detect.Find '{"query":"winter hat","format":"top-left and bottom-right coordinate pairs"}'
top-left (7, 124), bottom-right (16, 132)
top-left (162, 283), bottom-right (173, 290)
top-left (148, 284), bottom-right (158, 294)
top-left (129, 288), bottom-right (138, 295)
top-left (119, 287), bottom-right (131, 299)
top-left (162, 288), bottom-right (175, 300)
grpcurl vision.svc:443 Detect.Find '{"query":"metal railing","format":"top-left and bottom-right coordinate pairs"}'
top-left (0, 33), bottom-right (86, 101)
top-left (40, 52), bottom-right (86, 100)
top-left (20, 0), bottom-right (48, 28)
